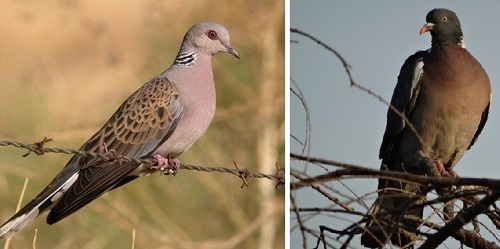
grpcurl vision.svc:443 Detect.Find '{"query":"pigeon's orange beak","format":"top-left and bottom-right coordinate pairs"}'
top-left (420, 22), bottom-right (435, 35)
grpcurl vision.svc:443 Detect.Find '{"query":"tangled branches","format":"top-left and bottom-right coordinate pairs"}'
top-left (291, 154), bottom-right (500, 248)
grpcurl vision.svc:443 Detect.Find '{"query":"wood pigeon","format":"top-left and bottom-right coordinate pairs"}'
top-left (361, 8), bottom-right (491, 248)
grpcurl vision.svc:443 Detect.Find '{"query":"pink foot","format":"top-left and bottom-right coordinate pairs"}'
top-left (435, 160), bottom-right (459, 177)
top-left (167, 157), bottom-right (180, 175)
top-left (447, 168), bottom-right (459, 178)
top-left (153, 154), bottom-right (167, 170)
top-left (152, 154), bottom-right (180, 175)
top-left (435, 160), bottom-right (447, 175)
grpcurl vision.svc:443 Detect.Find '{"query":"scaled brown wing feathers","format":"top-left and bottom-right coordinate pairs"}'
top-left (84, 76), bottom-right (183, 159)
top-left (48, 77), bottom-right (183, 223)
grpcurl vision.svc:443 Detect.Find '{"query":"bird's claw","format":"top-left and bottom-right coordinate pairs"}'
top-left (164, 157), bottom-right (180, 175)
top-left (435, 160), bottom-right (459, 177)
top-left (152, 154), bottom-right (180, 175)
top-left (153, 154), bottom-right (167, 170)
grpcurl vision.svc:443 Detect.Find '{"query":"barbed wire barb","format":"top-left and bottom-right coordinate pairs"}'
top-left (0, 138), bottom-right (284, 186)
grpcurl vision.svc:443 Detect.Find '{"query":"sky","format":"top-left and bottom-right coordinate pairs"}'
top-left (290, 1), bottom-right (500, 248)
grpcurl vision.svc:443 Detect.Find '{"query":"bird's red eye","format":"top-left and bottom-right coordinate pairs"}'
top-left (207, 30), bottom-right (218, 40)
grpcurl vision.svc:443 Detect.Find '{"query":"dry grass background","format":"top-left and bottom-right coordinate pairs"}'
top-left (0, 0), bottom-right (284, 248)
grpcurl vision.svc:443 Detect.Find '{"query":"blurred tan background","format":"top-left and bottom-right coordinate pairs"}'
top-left (0, 0), bottom-right (284, 248)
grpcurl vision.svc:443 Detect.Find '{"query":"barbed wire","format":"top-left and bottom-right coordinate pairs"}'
top-left (0, 138), bottom-right (284, 188)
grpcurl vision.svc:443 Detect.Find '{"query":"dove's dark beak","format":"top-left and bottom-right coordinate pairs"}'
top-left (223, 43), bottom-right (240, 59)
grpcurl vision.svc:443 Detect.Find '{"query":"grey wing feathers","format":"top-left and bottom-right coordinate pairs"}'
top-left (468, 100), bottom-right (490, 149)
top-left (379, 51), bottom-right (426, 161)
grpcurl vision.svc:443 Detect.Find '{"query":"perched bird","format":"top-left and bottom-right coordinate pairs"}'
top-left (0, 22), bottom-right (239, 238)
top-left (361, 9), bottom-right (491, 248)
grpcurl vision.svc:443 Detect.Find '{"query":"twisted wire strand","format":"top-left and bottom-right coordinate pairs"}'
top-left (0, 138), bottom-right (284, 186)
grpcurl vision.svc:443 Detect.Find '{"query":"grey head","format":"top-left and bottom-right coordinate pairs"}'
top-left (420, 8), bottom-right (464, 46)
top-left (176, 22), bottom-right (239, 62)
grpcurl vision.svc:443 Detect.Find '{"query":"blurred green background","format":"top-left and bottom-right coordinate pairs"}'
top-left (0, 0), bottom-right (284, 248)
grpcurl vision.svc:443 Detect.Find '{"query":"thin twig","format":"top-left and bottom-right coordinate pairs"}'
top-left (420, 190), bottom-right (500, 249)
top-left (3, 178), bottom-right (29, 249)
top-left (131, 229), bottom-right (135, 249)
top-left (291, 28), bottom-right (424, 147)
top-left (291, 153), bottom-right (500, 189)
top-left (290, 78), bottom-right (312, 157)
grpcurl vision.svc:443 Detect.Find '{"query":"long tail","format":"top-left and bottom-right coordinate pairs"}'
top-left (361, 167), bottom-right (425, 248)
top-left (0, 172), bottom-right (79, 238)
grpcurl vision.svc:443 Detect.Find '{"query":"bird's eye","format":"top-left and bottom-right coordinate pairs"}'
top-left (207, 30), bottom-right (218, 40)
top-left (442, 17), bottom-right (448, 22)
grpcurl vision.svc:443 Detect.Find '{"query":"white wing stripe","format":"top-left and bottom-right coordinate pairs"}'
top-left (0, 173), bottom-right (79, 238)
